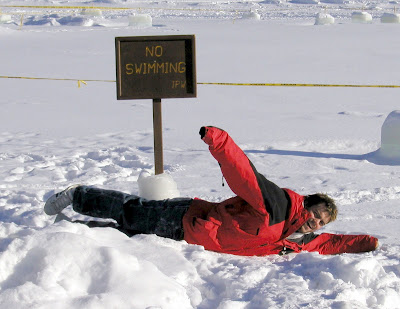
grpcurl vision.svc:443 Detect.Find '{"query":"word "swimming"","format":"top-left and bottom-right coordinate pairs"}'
top-left (125, 62), bottom-right (186, 75)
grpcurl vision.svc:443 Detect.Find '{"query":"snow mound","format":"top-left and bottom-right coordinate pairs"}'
top-left (320, 0), bottom-right (347, 3)
top-left (128, 14), bottom-right (152, 28)
top-left (369, 111), bottom-right (400, 165)
top-left (138, 171), bottom-right (180, 200)
top-left (0, 223), bottom-right (194, 309)
top-left (352, 11), bottom-right (373, 23)
top-left (57, 15), bottom-right (95, 26)
top-left (315, 13), bottom-right (335, 25)
top-left (291, 0), bottom-right (320, 4)
top-left (0, 15), bottom-right (12, 24)
top-left (242, 11), bottom-right (261, 20)
top-left (93, 0), bottom-right (116, 3)
top-left (81, 9), bottom-right (103, 17)
top-left (260, 0), bottom-right (283, 4)
top-left (377, 111), bottom-right (400, 159)
top-left (381, 12), bottom-right (400, 23)
top-left (24, 14), bottom-right (60, 26)
top-left (24, 14), bottom-right (95, 26)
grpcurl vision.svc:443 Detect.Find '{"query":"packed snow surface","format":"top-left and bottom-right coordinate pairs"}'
top-left (1, 0), bottom-right (400, 308)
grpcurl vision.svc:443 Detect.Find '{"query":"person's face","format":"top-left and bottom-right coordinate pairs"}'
top-left (298, 203), bottom-right (331, 233)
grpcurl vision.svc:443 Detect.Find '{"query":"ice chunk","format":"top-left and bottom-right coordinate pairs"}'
top-left (81, 9), bottom-right (103, 17)
top-left (242, 11), bottom-right (261, 20)
top-left (0, 14), bottom-right (12, 24)
top-left (381, 12), bottom-right (400, 23)
top-left (378, 111), bottom-right (400, 160)
top-left (128, 14), bottom-right (152, 28)
top-left (352, 11), bottom-right (373, 23)
top-left (315, 13), bottom-right (335, 25)
top-left (138, 170), bottom-right (180, 200)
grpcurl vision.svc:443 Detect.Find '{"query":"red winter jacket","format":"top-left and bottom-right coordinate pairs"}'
top-left (182, 126), bottom-right (378, 256)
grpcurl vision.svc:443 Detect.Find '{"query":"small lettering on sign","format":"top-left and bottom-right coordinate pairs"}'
top-left (172, 80), bottom-right (186, 88)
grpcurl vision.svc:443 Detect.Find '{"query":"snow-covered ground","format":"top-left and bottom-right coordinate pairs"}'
top-left (1, 0), bottom-right (400, 308)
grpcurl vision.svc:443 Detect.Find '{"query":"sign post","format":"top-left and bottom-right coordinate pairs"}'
top-left (152, 98), bottom-right (163, 175)
top-left (115, 35), bottom-right (196, 174)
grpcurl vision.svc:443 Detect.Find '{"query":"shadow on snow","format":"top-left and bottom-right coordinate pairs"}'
top-left (245, 149), bottom-right (400, 166)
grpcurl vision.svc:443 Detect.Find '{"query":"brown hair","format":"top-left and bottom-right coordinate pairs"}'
top-left (304, 193), bottom-right (338, 222)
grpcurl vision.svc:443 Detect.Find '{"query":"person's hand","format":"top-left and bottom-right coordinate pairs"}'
top-left (199, 127), bottom-right (206, 139)
top-left (199, 126), bottom-right (224, 139)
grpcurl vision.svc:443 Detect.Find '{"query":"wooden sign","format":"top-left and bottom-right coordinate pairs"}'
top-left (115, 35), bottom-right (196, 100)
top-left (115, 35), bottom-right (197, 175)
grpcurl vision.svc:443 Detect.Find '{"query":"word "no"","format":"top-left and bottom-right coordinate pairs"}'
top-left (146, 46), bottom-right (163, 57)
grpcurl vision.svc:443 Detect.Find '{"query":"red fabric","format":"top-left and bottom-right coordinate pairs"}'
top-left (303, 233), bottom-right (378, 255)
top-left (182, 126), bottom-right (378, 256)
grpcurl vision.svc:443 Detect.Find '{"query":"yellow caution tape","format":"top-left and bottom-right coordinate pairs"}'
top-left (0, 75), bottom-right (115, 88)
top-left (1, 75), bottom-right (399, 89)
top-left (77, 80), bottom-right (87, 88)
top-left (197, 82), bottom-right (400, 88)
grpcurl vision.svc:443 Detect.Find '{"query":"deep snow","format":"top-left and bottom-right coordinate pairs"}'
top-left (1, 0), bottom-right (400, 308)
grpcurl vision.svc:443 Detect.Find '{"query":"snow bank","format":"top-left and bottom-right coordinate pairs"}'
top-left (381, 12), bottom-right (400, 23)
top-left (320, 0), bottom-right (346, 3)
top-left (352, 11), bottom-right (373, 23)
top-left (24, 14), bottom-right (96, 26)
top-left (291, 0), bottom-right (320, 4)
top-left (0, 223), bottom-right (195, 309)
top-left (1, 220), bottom-right (399, 309)
top-left (58, 16), bottom-right (95, 26)
top-left (259, 0), bottom-right (282, 4)
top-left (315, 13), bottom-right (335, 25)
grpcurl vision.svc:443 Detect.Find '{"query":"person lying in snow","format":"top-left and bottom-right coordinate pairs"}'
top-left (44, 126), bottom-right (378, 256)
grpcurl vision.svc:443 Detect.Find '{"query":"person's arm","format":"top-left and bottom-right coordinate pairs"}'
top-left (200, 126), bottom-right (289, 222)
top-left (302, 233), bottom-right (378, 255)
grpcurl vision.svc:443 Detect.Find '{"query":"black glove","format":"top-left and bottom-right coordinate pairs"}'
top-left (199, 127), bottom-right (206, 139)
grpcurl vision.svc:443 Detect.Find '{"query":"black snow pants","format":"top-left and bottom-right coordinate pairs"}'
top-left (72, 186), bottom-right (192, 240)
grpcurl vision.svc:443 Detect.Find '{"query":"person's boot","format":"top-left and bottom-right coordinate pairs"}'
top-left (44, 185), bottom-right (80, 215)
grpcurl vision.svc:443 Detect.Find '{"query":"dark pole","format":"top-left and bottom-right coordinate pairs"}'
top-left (153, 98), bottom-right (164, 175)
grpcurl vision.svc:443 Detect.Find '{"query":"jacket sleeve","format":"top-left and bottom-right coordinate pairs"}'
top-left (302, 233), bottom-right (378, 255)
top-left (200, 126), bottom-right (289, 222)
